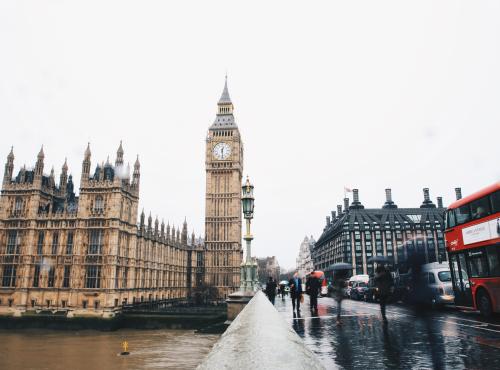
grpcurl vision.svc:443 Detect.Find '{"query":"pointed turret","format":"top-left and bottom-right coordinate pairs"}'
top-left (115, 141), bottom-right (124, 167)
top-left (3, 147), bottom-right (14, 185)
top-left (147, 212), bottom-right (152, 231)
top-left (154, 216), bottom-right (159, 236)
top-left (181, 218), bottom-right (188, 245)
top-left (81, 143), bottom-right (91, 184)
top-left (35, 146), bottom-right (44, 177)
top-left (191, 230), bottom-right (195, 246)
top-left (132, 155), bottom-right (140, 191)
top-left (161, 219), bottom-right (165, 238)
top-left (166, 223), bottom-right (171, 241)
top-left (49, 166), bottom-right (55, 188)
top-left (212, 75), bottom-right (237, 129)
top-left (140, 209), bottom-right (145, 232)
top-left (60, 158), bottom-right (68, 193)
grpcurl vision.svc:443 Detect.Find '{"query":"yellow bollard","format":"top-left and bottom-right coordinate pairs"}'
top-left (120, 341), bottom-right (130, 356)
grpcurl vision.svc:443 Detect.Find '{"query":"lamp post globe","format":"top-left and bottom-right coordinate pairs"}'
top-left (242, 178), bottom-right (255, 219)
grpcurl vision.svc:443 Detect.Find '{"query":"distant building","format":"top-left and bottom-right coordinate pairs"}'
top-left (0, 144), bottom-right (204, 318)
top-left (296, 236), bottom-right (315, 279)
top-left (313, 188), bottom-right (449, 276)
top-left (257, 256), bottom-right (280, 283)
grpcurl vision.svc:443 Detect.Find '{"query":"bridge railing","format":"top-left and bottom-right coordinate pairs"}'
top-left (197, 291), bottom-right (325, 370)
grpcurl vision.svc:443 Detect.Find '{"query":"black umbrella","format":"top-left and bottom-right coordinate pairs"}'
top-left (329, 263), bottom-right (352, 271)
top-left (367, 256), bottom-right (391, 264)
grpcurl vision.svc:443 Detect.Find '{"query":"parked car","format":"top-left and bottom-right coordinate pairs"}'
top-left (363, 277), bottom-right (379, 302)
top-left (350, 281), bottom-right (369, 300)
top-left (400, 262), bottom-right (454, 307)
top-left (421, 262), bottom-right (455, 306)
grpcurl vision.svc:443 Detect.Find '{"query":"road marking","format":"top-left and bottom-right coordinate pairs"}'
top-left (434, 319), bottom-right (500, 334)
top-left (340, 304), bottom-right (500, 334)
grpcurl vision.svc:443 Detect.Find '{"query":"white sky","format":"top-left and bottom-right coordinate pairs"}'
top-left (1, 1), bottom-right (499, 269)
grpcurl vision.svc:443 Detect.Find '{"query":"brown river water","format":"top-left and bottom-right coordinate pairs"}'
top-left (0, 329), bottom-right (219, 370)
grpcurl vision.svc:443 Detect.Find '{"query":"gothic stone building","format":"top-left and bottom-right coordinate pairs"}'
top-left (296, 236), bottom-right (315, 279)
top-left (204, 78), bottom-right (244, 299)
top-left (0, 144), bottom-right (203, 318)
top-left (314, 188), bottom-right (448, 276)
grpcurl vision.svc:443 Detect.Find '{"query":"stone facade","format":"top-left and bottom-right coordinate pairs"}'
top-left (296, 236), bottom-right (315, 279)
top-left (204, 78), bottom-right (244, 299)
top-left (0, 144), bottom-right (204, 318)
top-left (257, 256), bottom-right (280, 283)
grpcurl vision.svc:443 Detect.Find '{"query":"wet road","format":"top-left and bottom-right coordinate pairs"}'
top-left (275, 295), bottom-right (500, 370)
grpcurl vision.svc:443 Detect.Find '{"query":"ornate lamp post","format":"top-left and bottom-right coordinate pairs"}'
top-left (240, 176), bottom-right (258, 291)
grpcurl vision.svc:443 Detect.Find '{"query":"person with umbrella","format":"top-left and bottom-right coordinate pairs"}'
top-left (369, 256), bottom-right (394, 323)
top-left (330, 263), bottom-right (351, 325)
top-left (265, 276), bottom-right (277, 305)
top-left (306, 270), bottom-right (321, 314)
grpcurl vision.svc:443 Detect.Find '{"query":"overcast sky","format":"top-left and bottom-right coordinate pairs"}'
top-left (1, 1), bottom-right (499, 269)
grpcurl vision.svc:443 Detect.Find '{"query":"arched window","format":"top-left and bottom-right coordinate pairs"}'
top-left (94, 196), bottom-right (104, 212)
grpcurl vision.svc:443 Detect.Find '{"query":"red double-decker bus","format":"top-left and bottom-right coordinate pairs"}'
top-left (444, 182), bottom-right (500, 316)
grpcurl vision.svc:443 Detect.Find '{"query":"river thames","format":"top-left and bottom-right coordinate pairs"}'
top-left (0, 329), bottom-right (219, 370)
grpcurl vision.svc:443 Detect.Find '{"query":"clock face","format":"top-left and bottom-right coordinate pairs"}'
top-left (213, 142), bottom-right (231, 160)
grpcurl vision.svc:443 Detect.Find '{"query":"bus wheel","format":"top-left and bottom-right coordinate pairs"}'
top-left (477, 290), bottom-right (492, 318)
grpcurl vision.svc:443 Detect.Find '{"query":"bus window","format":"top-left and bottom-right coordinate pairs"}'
top-left (491, 190), bottom-right (500, 213)
top-left (455, 204), bottom-right (471, 225)
top-left (467, 249), bottom-right (489, 278)
top-left (486, 246), bottom-right (500, 277)
top-left (446, 210), bottom-right (456, 228)
top-left (470, 196), bottom-right (491, 220)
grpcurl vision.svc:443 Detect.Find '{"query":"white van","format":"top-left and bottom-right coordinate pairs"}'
top-left (346, 274), bottom-right (369, 298)
top-left (421, 262), bottom-right (454, 305)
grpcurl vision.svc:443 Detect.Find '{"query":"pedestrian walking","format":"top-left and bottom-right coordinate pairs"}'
top-left (279, 282), bottom-right (286, 300)
top-left (289, 273), bottom-right (303, 313)
top-left (306, 271), bottom-right (321, 314)
top-left (265, 276), bottom-right (277, 305)
top-left (332, 270), bottom-right (348, 325)
top-left (374, 264), bottom-right (394, 323)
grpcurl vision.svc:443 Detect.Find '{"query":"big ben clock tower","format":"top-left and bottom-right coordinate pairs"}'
top-left (204, 77), bottom-right (244, 299)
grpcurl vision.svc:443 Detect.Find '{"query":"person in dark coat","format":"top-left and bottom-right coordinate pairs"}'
top-left (333, 270), bottom-right (348, 325)
top-left (265, 276), bottom-right (277, 305)
top-left (374, 265), bottom-right (394, 323)
top-left (306, 272), bottom-right (321, 313)
top-left (288, 273), bottom-right (303, 313)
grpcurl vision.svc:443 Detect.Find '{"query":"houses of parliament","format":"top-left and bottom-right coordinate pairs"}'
top-left (0, 79), bottom-right (244, 317)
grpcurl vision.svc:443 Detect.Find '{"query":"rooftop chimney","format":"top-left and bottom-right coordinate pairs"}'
top-left (350, 189), bottom-right (364, 209)
top-left (326, 216), bottom-right (331, 226)
top-left (423, 188), bottom-right (430, 202)
top-left (437, 197), bottom-right (443, 208)
top-left (353, 189), bottom-right (359, 203)
top-left (455, 187), bottom-right (462, 200)
top-left (420, 188), bottom-right (436, 208)
top-left (337, 205), bottom-right (342, 215)
top-left (383, 188), bottom-right (398, 209)
top-left (344, 198), bottom-right (349, 212)
top-left (331, 211), bottom-right (336, 220)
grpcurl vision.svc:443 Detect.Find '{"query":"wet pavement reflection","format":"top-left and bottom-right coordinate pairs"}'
top-left (275, 295), bottom-right (500, 369)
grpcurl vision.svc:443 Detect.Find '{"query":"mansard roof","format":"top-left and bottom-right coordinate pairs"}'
top-left (316, 206), bottom-right (446, 246)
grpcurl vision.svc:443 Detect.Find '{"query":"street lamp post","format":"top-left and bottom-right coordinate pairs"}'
top-left (241, 176), bottom-right (258, 291)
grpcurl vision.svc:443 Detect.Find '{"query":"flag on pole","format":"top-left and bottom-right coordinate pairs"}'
top-left (344, 186), bottom-right (352, 199)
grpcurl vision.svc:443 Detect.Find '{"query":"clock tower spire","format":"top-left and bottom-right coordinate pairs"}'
top-left (204, 76), bottom-right (244, 299)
